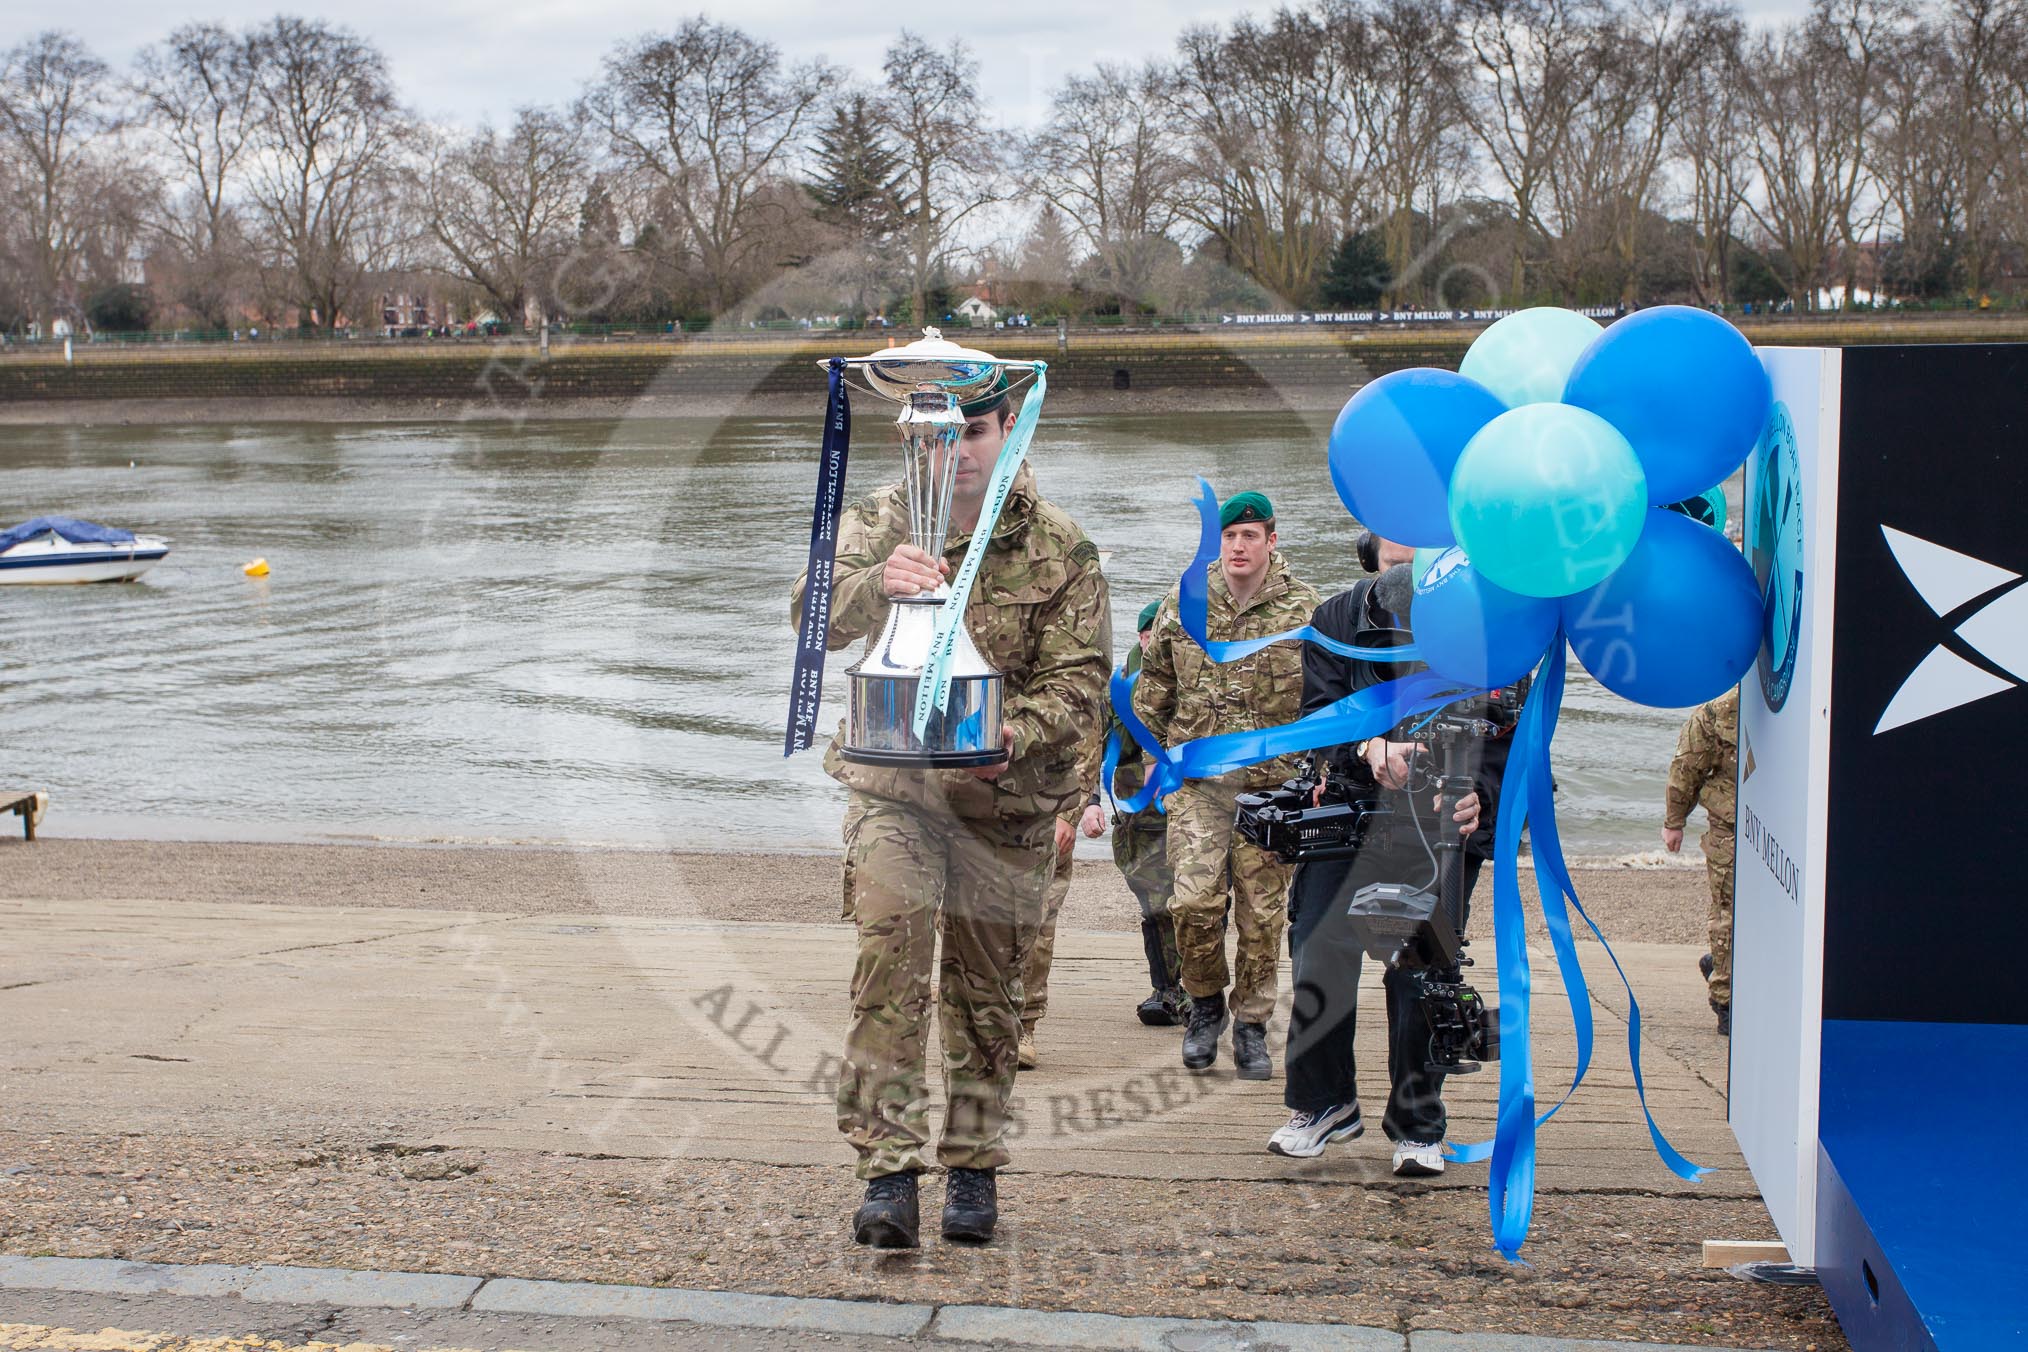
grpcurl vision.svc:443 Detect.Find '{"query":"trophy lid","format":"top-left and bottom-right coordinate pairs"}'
top-left (830, 327), bottom-right (1039, 402)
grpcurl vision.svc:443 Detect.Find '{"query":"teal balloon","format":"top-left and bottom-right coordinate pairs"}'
top-left (1411, 546), bottom-right (1559, 687)
top-left (1448, 404), bottom-right (1650, 598)
top-left (1459, 307), bottom-right (1605, 408)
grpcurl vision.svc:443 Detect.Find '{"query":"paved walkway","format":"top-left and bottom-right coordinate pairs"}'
top-left (0, 1255), bottom-right (1784, 1350)
top-left (0, 892), bottom-right (1834, 1348)
top-left (0, 897), bottom-right (1739, 1191)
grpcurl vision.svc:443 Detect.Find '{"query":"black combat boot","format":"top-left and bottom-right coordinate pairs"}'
top-left (942, 1167), bottom-right (998, 1243)
top-left (1233, 1020), bottom-right (1272, 1080)
top-left (851, 1171), bottom-right (920, 1249)
top-left (1182, 990), bottom-right (1228, 1071)
top-left (1137, 989), bottom-right (1184, 1026)
top-left (1713, 998), bottom-right (1732, 1037)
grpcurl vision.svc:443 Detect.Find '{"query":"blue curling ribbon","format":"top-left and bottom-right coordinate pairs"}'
top-left (784, 358), bottom-right (851, 757)
top-left (1521, 638), bottom-right (1711, 1184)
top-left (1118, 482), bottom-right (1708, 1257)
top-left (914, 364), bottom-right (1048, 737)
top-left (1105, 643), bottom-right (1448, 813)
top-left (1449, 634), bottom-right (1708, 1257)
top-left (1175, 476), bottom-right (1419, 665)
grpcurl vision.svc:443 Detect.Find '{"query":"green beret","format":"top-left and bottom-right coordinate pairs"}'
top-left (958, 370), bottom-right (1010, 418)
top-left (1137, 600), bottom-right (1161, 632)
top-left (1220, 491), bottom-right (1274, 529)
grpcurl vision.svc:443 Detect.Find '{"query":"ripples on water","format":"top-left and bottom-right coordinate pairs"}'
top-left (0, 415), bottom-right (1706, 856)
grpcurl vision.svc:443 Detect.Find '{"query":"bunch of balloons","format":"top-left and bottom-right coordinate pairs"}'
top-left (1329, 305), bottom-right (1771, 708)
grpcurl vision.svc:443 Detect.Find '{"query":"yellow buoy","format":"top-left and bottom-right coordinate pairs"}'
top-left (243, 558), bottom-right (270, 577)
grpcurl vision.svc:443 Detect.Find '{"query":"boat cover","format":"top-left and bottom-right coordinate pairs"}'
top-left (0, 516), bottom-right (138, 552)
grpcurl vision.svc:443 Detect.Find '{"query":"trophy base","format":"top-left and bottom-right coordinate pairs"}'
top-left (843, 670), bottom-right (1006, 768)
top-left (840, 746), bottom-right (1009, 769)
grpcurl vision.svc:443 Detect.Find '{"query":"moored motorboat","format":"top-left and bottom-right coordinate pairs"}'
top-left (0, 516), bottom-right (170, 584)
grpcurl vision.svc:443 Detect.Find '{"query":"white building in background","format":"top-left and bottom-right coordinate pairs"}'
top-left (955, 295), bottom-right (998, 324)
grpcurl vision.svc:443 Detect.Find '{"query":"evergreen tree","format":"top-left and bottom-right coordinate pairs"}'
top-left (809, 95), bottom-right (905, 244)
top-left (1317, 231), bottom-right (1386, 308)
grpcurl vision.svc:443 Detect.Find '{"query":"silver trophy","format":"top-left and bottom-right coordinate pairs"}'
top-left (827, 330), bottom-right (1041, 767)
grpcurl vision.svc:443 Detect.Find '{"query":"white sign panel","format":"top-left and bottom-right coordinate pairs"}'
top-left (1730, 346), bottom-right (1841, 1266)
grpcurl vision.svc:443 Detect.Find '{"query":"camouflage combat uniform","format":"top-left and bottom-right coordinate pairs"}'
top-left (1665, 687), bottom-right (1740, 1007)
top-left (1110, 644), bottom-right (1181, 991)
top-left (791, 463), bottom-right (1109, 1180)
top-left (1131, 556), bottom-right (1321, 1025)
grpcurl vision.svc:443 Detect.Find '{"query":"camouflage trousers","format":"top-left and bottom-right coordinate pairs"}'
top-left (1019, 829), bottom-right (1075, 1031)
top-left (1705, 825), bottom-right (1736, 1006)
top-left (836, 792), bottom-right (1052, 1180)
top-left (1113, 817), bottom-right (1180, 991)
top-left (1168, 772), bottom-right (1291, 1025)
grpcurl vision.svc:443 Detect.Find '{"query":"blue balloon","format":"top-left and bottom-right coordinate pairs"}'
top-left (1448, 403), bottom-right (1649, 598)
top-left (1459, 307), bottom-right (1604, 408)
top-left (1411, 546), bottom-right (1559, 687)
top-left (1563, 305), bottom-right (1773, 506)
top-left (1329, 368), bottom-right (1507, 547)
top-left (1561, 508), bottom-right (1763, 707)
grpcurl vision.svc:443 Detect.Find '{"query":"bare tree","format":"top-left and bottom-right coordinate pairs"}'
top-left (587, 19), bottom-right (830, 315)
top-left (1455, 0), bottom-right (1604, 300)
top-left (241, 17), bottom-right (410, 331)
top-left (1028, 61), bottom-right (1186, 307)
top-left (1165, 6), bottom-right (1374, 306)
top-left (1351, 0), bottom-right (1472, 303)
top-left (1673, 20), bottom-right (1752, 304)
top-left (882, 33), bottom-right (999, 325)
top-left (1874, 0), bottom-right (2026, 296)
top-left (1537, 0), bottom-right (1725, 303)
top-left (419, 107), bottom-right (588, 327)
top-left (0, 31), bottom-right (121, 331)
top-left (1733, 0), bottom-right (1899, 310)
top-left (132, 23), bottom-right (257, 329)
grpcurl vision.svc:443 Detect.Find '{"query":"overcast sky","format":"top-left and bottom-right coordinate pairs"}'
top-left (20, 0), bottom-right (1815, 133)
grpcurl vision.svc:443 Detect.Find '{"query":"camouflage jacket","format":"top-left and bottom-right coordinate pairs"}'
top-left (1664, 686), bottom-right (1740, 832)
top-left (1131, 553), bottom-right (1322, 789)
top-left (790, 463), bottom-right (1111, 825)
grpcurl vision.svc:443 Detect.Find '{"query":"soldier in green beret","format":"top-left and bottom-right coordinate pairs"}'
top-left (791, 378), bottom-right (1110, 1249)
top-left (1133, 491), bottom-right (1321, 1079)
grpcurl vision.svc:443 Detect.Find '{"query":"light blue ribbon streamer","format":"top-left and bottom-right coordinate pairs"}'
top-left (913, 364), bottom-right (1047, 737)
top-left (1117, 481), bottom-right (1710, 1258)
top-left (1444, 636), bottom-right (1709, 1257)
top-left (1104, 653), bottom-right (1454, 815)
top-left (1176, 476), bottom-right (1421, 665)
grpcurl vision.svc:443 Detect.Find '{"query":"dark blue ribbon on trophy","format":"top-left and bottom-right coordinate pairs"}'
top-left (784, 358), bottom-right (851, 757)
top-left (1109, 481), bottom-right (1707, 1258)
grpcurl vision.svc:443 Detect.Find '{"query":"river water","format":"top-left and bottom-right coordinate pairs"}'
top-left (0, 415), bottom-right (1702, 858)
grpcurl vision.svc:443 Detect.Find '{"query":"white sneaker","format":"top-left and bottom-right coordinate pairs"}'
top-left (1391, 1139), bottom-right (1446, 1177)
top-left (1267, 1102), bottom-right (1364, 1158)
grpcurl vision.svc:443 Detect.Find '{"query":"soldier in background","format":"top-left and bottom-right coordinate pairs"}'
top-left (791, 380), bottom-right (1109, 1248)
top-left (1663, 686), bottom-right (1741, 1035)
top-left (1017, 615), bottom-right (1113, 1070)
top-left (1133, 491), bottom-right (1321, 1079)
top-left (1109, 599), bottom-right (1187, 1025)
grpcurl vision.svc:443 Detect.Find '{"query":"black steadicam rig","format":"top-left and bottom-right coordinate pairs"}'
top-left (1236, 690), bottom-right (1521, 1073)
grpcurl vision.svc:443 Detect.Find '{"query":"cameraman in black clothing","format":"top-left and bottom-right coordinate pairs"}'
top-left (1265, 533), bottom-right (1511, 1176)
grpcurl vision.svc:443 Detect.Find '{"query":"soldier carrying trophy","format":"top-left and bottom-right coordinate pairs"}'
top-left (788, 330), bottom-right (1110, 1249)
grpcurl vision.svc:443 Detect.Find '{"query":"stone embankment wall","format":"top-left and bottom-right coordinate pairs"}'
top-left (3, 318), bottom-right (2023, 411)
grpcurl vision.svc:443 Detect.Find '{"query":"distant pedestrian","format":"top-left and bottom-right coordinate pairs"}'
top-left (1663, 686), bottom-right (1740, 1035)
